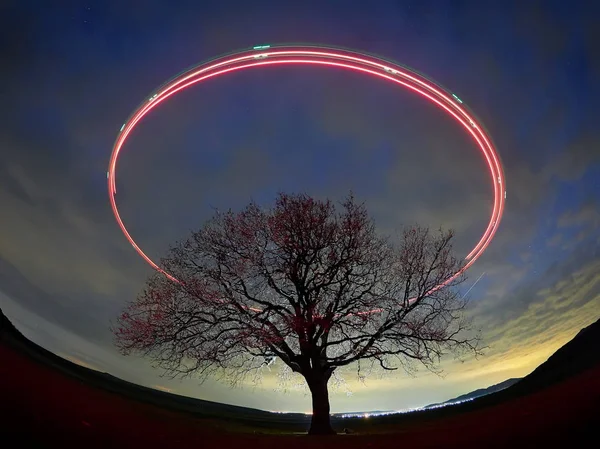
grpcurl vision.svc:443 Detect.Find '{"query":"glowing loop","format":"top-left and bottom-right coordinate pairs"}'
top-left (108, 45), bottom-right (506, 303)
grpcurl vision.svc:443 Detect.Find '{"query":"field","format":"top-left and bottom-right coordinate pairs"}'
top-left (1, 335), bottom-right (599, 449)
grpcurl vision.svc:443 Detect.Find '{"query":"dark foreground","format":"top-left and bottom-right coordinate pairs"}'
top-left (1, 338), bottom-right (599, 449)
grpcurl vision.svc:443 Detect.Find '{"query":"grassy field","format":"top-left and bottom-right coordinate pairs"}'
top-left (1, 334), bottom-right (599, 449)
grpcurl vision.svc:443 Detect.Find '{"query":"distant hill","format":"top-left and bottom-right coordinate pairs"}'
top-left (0, 307), bottom-right (24, 339)
top-left (507, 317), bottom-right (600, 396)
top-left (430, 317), bottom-right (600, 409)
top-left (418, 316), bottom-right (600, 419)
top-left (1, 306), bottom-right (598, 427)
top-left (0, 307), bottom-right (307, 426)
top-left (425, 378), bottom-right (522, 409)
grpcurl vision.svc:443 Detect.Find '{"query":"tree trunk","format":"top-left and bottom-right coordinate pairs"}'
top-left (307, 375), bottom-right (336, 435)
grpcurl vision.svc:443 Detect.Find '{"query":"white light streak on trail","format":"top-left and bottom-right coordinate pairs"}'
top-left (462, 272), bottom-right (486, 299)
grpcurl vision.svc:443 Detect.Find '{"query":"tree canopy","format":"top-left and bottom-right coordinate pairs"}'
top-left (114, 192), bottom-right (480, 434)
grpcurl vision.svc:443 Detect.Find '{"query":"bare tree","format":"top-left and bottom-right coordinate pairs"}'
top-left (114, 192), bottom-right (480, 435)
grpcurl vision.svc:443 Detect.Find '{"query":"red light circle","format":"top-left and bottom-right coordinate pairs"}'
top-left (108, 45), bottom-right (506, 304)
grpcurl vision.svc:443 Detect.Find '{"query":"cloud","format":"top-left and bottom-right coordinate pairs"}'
top-left (547, 233), bottom-right (563, 247)
top-left (557, 198), bottom-right (600, 229)
top-left (464, 245), bottom-right (600, 372)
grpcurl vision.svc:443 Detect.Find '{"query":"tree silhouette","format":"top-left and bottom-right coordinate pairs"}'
top-left (114, 192), bottom-right (480, 435)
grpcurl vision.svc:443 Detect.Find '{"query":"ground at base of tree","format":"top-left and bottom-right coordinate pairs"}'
top-left (1, 341), bottom-right (598, 449)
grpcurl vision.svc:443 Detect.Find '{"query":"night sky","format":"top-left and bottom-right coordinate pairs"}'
top-left (1, 1), bottom-right (599, 413)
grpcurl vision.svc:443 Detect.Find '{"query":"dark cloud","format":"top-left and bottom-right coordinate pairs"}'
top-left (474, 238), bottom-right (599, 330)
top-left (557, 198), bottom-right (600, 228)
top-left (0, 257), bottom-right (119, 346)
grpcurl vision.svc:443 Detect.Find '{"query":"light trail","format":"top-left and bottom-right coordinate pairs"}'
top-left (462, 272), bottom-right (486, 300)
top-left (107, 45), bottom-right (506, 309)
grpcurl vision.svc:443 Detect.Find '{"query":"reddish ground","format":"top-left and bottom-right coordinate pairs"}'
top-left (1, 340), bottom-right (598, 449)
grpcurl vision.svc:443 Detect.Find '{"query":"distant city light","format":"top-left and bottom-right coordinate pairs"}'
top-left (334, 397), bottom-right (478, 419)
top-left (269, 397), bottom-right (478, 419)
